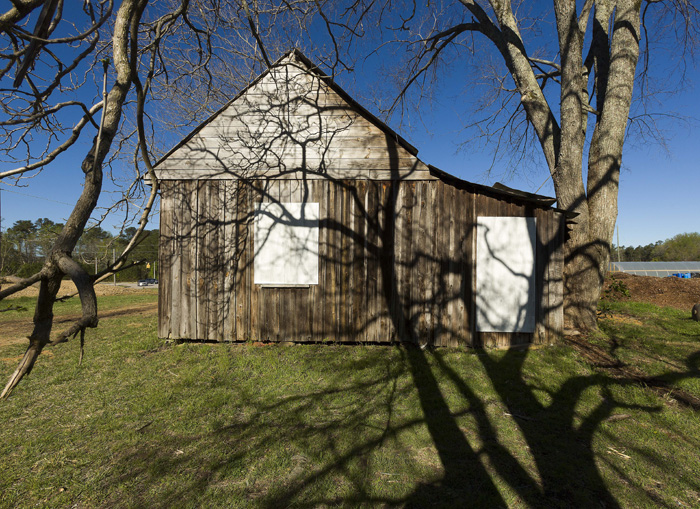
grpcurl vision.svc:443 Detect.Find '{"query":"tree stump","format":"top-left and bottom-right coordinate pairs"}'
top-left (693, 303), bottom-right (700, 322)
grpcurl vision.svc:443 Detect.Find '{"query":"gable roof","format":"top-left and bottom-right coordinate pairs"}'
top-left (155, 48), bottom-right (431, 180)
top-left (154, 49), bottom-right (562, 211)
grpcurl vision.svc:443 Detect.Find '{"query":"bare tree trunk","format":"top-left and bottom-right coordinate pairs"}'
top-left (563, 0), bottom-right (640, 330)
top-left (1, 0), bottom-right (141, 399)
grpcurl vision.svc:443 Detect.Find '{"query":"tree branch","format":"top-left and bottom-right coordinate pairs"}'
top-left (0, 271), bottom-right (44, 300)
top-left (0, 101), bottom-right (103, 179)
top-left (51, 255), bottom-right (98, 346)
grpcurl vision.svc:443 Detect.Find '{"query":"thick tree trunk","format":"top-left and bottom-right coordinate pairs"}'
top-left (552, 159), bottom-right (601, 330)
top-left (563, 237), bottom-right (604, 330)
top-left (554, 0), bottom-right (640, 331)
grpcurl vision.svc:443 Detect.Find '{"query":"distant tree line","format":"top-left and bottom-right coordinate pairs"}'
top-left (1, 219), bottom-right (159, 281)
top-left (613, 233), bottom-right (700, 262)
top-left (3, 220), bottom-right (697, 277)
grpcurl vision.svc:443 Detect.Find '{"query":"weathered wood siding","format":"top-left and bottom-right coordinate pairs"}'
top-left (156, 58), bottom-right (433, 181)
top-left (159, 178), bottom-right (565, 347)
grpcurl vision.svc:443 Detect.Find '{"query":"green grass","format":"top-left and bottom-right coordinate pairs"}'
top-left (1, 295), bottom-right (699, 507)
top-left (0, 292), bottom-right (157, 323)
top-left (599, 299), bottom-right (700, 397)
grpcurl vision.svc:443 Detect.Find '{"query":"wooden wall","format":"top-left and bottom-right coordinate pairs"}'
top-left (159, 178), bottom-right (565, 347)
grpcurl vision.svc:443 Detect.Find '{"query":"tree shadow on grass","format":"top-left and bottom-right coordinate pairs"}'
top-left (102, 182), bottom-right (700, 508)
top-left (82, 334), bottom-right (700, 509)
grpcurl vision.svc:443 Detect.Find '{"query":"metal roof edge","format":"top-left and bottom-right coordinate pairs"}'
top-left (428, 164), bottom-right (572, 211)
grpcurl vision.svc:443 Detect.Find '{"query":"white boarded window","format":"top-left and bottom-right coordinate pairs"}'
top-left (254, 202), bottom-right (319, 285)
top-left (476, 216), bottom-right (536, 333)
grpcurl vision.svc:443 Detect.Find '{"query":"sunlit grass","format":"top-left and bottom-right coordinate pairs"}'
top-left (1, 294), bottom-right (699, 507)
top-left (599, 299), bottom-right (700, 396)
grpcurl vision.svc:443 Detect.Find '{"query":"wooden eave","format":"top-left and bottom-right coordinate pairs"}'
top-left (429, 165), bottom-right (552, 206)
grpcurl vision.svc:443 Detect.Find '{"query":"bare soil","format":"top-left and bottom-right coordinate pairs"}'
top-left (3, 279), bottom-right (156, 299)
top-left (0, 303), bottom-right (158, 351)
top-left (0, 282), bottom-right (157, 352)
top-left (604, 272), bottom-right (700, 311)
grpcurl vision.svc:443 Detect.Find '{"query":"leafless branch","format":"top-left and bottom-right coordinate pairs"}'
top-left (0, 271), bottom-right (44, 300)
top-left (0, 101), bottom-right (103, 179)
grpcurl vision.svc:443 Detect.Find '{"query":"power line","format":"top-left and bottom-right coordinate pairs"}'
top-left (0, 186), bottom-right (75, 206)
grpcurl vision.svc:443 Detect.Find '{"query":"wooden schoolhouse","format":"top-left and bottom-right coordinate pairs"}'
top-left (154, 49), bottom-right (569, 348)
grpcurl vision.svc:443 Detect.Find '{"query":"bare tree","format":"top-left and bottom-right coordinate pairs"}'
top-left (319, 0), bottom-right (699, 330)
top-left (0, 0), bottom-right (320, 397)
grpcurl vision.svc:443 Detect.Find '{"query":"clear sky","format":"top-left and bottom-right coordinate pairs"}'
top-left (1, 13), bottom-right (699, 249)
top-left (399, 74), bottom-right (700, 248)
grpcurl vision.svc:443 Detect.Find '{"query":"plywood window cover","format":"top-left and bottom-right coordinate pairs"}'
top-left (476, 216), bottom-right (537, 333)
top-left (254, 202), bottom-right (319, 286)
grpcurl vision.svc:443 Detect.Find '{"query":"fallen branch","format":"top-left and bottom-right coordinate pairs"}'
top-left (0, 305), bottom-right (27, 312)
top-left (607, 447), bottom-right (631, 459)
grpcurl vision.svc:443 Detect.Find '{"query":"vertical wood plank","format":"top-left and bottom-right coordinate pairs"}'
top-left (203, 180), bottom-right (214, 340)
top-left (158, 182), bottom-right (173, 339)
top-left (365, 181), bottom-right (379, 342)
top-left (443, 184), bottom-right (458, 347)
top-left (463, 187), bottom-right (475, 347)
top-left (171, 182), bottom-right (184, 339)
top-left (390, 181), bottom-right (403, 342)
top-left (429, 182), bottom-right (442, 347)
top-left (196, 181), bottom-right (209, 340)
top-left (427, 181), bottom-right (439, 346)
top-left (249, 181), bottom-right (262, 341)
top-left (235, 181), bottom-right (251, 342)
top-left (412, 181), bottom-right (426, 344)
top-left (339, 180), bottom-right (349, 343)
top-left (216, 181), bottom-right (227, 341)
top-left (434, 181), bottom-right (446, 347)
top-left (210, 180), bottom-right (224, 341)
top-left (169, 182), bottom-right (184, 339)
top-left (347, 182), bottom-right (357, 341)
top-left (400, 182), bottom-right (411, 342)
top-left (376, 181), bottom-right (386, 343)
top-left (223, 180), bottom-right (236, 341)
top-left (183, 180), bottom-right (197, 339)
top-left (326, 181), bottom-right (338, 341)
top-left (382, 181), bottom-right (397, 343)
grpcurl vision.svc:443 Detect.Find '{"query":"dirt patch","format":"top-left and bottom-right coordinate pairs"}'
top-left (0, 303), bottom-right (158, 351)
top-left (605, 314), bottom-right (643, 326)
top-left (604, 272), bottom-right (700, 311)
top-left (2, 279), bottom-right (155, 299)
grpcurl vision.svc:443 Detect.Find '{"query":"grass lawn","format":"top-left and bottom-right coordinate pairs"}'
top-left (0, 294), bottom-right (699, 507)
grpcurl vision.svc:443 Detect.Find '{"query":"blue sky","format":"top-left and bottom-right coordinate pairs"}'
top-left (4, 67), bottom-right (696, 249)
top-left (1, 5), bottom-right (699, 249)
top-left (400, 74), bottom-right (700, 248)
